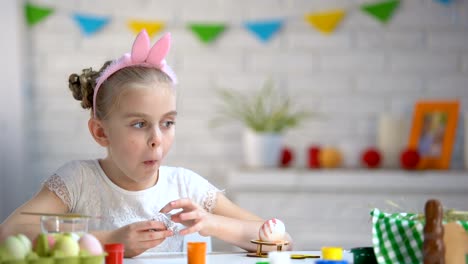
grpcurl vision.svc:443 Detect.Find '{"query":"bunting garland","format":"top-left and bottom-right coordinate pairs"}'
top-left (128, 20), bottom-right (165, 38)
top-left (305, 10), bottom-right (345, 34)
top-left (25, 3), bottom-right (54, 26)
top-left (23, 0), bottom-right (454, 43)
top-left (434, 0), bottom-right (453, 5)
top-left (244, 19), bottom-right (283, 42)
top-left (188, 23), bottom-right (226, 44)
top-left (73, 13), bottom-right (110, 36)
top-left (361, 0), bottom-right (400, 24)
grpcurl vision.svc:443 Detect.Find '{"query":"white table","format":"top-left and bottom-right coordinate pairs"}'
top-left (125, 251), bottom-right (355, 263)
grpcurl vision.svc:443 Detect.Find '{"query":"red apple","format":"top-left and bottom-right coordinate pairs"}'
top-left (400, 149), bottom-right (420, 170)
top-left (362, 148), bottom-right (382, 168)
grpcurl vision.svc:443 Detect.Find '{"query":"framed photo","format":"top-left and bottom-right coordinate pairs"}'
top-left (407, 100), bottom-right (460, 169)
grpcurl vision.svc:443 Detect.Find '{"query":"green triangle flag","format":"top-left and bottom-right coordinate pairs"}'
top-left (25, 3), bottom-right (54, 26)
top-left (361, 0), bottom-right (400, 24)
top-left (188, 23), bottom-right (226, 44)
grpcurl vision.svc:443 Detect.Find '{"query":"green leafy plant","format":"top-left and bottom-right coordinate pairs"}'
top-left (211, 80), bottom-right (310, 133)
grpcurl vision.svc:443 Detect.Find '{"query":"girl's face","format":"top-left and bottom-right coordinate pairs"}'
top-left (101, 83), bottom-right (176, 190)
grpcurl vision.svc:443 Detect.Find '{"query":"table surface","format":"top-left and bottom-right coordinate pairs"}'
top-left (124, 251), bottom-right (355, 263)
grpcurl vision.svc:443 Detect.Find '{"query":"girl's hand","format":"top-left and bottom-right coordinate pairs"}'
top-left (110, 220), bottom-right (173, 257)
top-left (160, 198), bottom-right (214, 237)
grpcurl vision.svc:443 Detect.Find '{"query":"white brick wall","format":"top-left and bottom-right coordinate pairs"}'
top-left (2, 0), bottom-right (468, 248)
top-left (1, 0), bottom-right (26, 223)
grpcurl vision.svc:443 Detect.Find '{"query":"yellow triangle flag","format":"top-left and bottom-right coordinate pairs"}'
top-left (305, 9), bottom-right (346, 34)
top-left (127, 20), bottom-right (165, 38)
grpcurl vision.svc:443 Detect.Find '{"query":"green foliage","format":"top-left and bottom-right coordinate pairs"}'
top-left (211, 80), bottom-right (310, 133)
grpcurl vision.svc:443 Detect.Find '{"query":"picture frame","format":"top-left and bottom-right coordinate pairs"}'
top-left (407, 100), bottom-right (460, 170)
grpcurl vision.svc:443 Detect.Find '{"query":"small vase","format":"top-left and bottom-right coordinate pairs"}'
top-left (243, 128), bottom-right (283, 168)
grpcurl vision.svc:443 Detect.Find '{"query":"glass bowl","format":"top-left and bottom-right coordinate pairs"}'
top-left (40, 215), bottom-right (89, 235)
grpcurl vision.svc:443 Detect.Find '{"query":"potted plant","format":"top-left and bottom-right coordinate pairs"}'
top-left (212, 80), bottom-right (309, 168)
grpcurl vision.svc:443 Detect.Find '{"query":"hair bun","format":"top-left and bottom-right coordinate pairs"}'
top-left (68, 68), bottom-right (99, 109)
top-left (69, 73), bottom-right (83, 100)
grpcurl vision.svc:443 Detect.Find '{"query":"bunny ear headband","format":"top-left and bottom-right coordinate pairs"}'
top-left (93, 30), bottom-right (177, 117)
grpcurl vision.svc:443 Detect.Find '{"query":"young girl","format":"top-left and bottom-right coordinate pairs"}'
top-left (0, 30), bottom-right (293, 257)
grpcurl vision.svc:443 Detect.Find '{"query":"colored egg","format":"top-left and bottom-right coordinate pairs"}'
top-left (78, 234), bottom-right (103, 256)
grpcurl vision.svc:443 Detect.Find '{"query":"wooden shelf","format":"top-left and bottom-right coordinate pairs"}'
top-left (227, 169), bottom-right (468, 193)
top-left (226, 168), bottom-right (468, 250)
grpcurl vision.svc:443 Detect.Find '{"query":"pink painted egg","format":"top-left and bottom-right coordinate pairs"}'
top-left (78, 233), bottom-right (103, 255)
top-left (259, 218), bottom-right (286, 242)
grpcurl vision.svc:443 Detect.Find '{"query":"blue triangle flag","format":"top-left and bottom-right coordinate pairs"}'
top-left (434, 0), bottom-right (453, 5)
top-left (244, 19), bottom-right (283, 43)
top-left (73, 13), bottom-right (110, 36)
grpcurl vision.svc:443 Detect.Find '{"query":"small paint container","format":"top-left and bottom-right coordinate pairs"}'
top-left (187, 242), bottom-right (206, 264)
top-left (351, 247), bottom-right (377, 264)
top-left (322, 247), bottom-right (343, 260)
top-left (104, 243), bottom-right (124, 264)
top-left (315, 261), bottom-right (348, 264)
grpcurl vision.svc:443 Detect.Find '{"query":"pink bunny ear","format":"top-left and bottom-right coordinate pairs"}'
top-left (93, 31), bottom-right (177, 118)
top-left (131, 30), bottom-right (151, 63)
top-left (146, 33), bottom-right (171, 67)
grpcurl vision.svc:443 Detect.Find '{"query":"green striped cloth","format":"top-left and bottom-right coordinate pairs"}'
top-left (371, 208), bottom-right (468, 264)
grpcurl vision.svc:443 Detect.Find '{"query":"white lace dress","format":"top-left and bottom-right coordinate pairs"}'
top-left (44, 160), bottom-right (221, 252)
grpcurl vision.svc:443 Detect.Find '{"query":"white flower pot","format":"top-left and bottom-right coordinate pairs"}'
top-left (464, 112), bottom-right (468, 170)
top-left (377, 114), bottom-right (411, 168)
top-left (243, 128), bottom-right (283, 168)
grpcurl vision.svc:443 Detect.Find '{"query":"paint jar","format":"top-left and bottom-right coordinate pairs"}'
top-left (351, 247), bottom-right (377, 264)
top-left (187, 242), bottom-right (206, 264)
top-left (104, 243), bottom-right (124, 264)
top-left (268, 251), bottom-right (291, 264)
top-left (322, 247), bottom-right (343, 260)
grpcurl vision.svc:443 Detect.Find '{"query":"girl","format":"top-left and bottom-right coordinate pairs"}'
top-left (0, 30), bottom-right (293, 257)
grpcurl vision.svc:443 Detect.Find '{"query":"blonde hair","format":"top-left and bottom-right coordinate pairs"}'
top-left (68, 62), bottom-right (173, 119)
